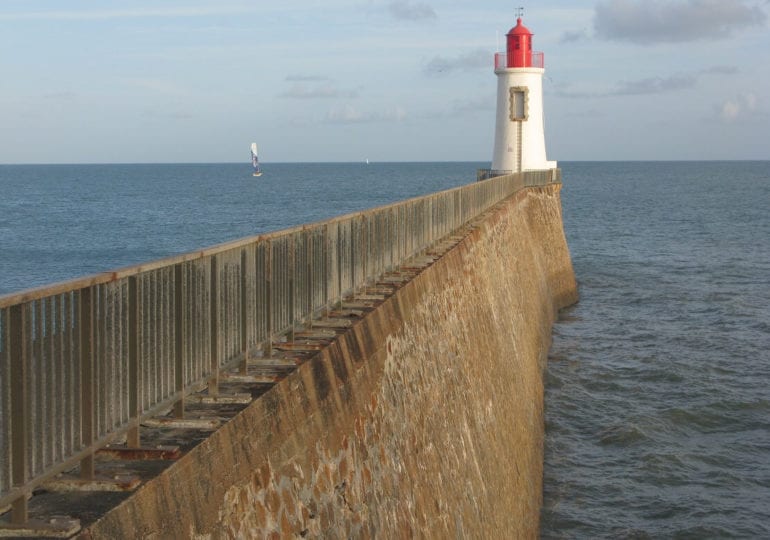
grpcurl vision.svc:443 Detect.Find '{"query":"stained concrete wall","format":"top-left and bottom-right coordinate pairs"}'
top-left (83, 183), bottom-right (577, 539)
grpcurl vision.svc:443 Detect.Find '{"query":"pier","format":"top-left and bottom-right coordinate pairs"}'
top-left (0, 169), bottom-right (575, 537)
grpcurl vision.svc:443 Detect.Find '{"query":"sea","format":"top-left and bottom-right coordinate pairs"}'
top-left (541, 161), bottom-right (770, 539)
top-left (1, 161), bottom-right (768, 537)
top-left (0, 162), bottom-right (474, 295)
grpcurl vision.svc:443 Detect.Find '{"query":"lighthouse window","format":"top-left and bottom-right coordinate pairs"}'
top-left (514, 37), bottom-right (521, 50)
top-left (509, 87), bottom-right (528, 121)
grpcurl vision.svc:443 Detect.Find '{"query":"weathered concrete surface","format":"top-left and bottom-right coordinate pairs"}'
top-left (81, 183), bottom-right (577, 539)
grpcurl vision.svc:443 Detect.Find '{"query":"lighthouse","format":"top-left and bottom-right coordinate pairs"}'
top-left (490, 14), bottom-right (556, 173)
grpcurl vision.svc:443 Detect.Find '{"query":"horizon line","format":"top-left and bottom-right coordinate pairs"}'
top-left (1, 158), bottom-right (769, 167)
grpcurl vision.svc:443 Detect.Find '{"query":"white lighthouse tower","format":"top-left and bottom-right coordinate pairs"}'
top-left (491, 14), bottom-right (556, 173)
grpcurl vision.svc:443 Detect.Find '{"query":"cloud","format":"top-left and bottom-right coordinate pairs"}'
top-left (719, 93), bottom-right (759, 121)
top-left (122, 78), bottom-right (187, 96)
top-left (0, 7), bottom-right (258, 21)
top-left (141, 109), bottom-right (194, 121)
top-left (418, 95), bottom-right (495, 119)
top-left (324, 104), bottom-right (406, 124)
top-left (422, 49), bottom-right (488, 76)
top-left (285, 75), bottom-right (331, 82)
top-left (387, 1), bottom-right (437, 21)
top-left (560, 29), bottom-right (590, 43)
top-left (550, 80), bottom-right (602, 99)
top-left (611, 73), bottom-right (697, 95)
top-left (279, 83), bottom-right (359, 99)
top-left (700, 65), bottom-right (739, 75)
top-left (169, 112), bottom-right (194, 120)
top-left (42, 91), bottom-right (77, 101)
top-left (556, 64), bottom-right (739, 98)
top-left (450, 95), bottom-right (494, 114)
top-left (567, 108), bottom-right (607, 119)
top-left (594, 0), bottom-right (767, 44)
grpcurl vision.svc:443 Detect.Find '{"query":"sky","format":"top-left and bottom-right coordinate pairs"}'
top-left (1, 0), bottom-right (768, 164)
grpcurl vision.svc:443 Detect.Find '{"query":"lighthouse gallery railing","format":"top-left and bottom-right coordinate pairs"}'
top-left (0, 169), bottom-right (560, 521)
top-left (494, 51), bottom-right (544, 70)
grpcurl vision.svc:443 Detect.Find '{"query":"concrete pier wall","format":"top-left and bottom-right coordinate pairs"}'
top-left (83, 183), bottom-right (577, 538)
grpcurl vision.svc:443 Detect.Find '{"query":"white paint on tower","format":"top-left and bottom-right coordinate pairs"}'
top-left (491, 17), bottom-right (556, 173)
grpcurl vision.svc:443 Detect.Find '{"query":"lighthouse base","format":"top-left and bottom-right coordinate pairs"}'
top-left (477, 167), bottom-right (561, 183)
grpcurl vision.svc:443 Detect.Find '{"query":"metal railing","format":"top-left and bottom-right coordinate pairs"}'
top-left (494, 51), bottom-right (545, 70)
top-left (478, 168), bottom-right (561, 183)
top-left (0, 169), bottom-right (560, 523)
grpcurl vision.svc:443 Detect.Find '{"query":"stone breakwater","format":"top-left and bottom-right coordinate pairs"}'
top-left (82, 183), bottom-right (577, 539)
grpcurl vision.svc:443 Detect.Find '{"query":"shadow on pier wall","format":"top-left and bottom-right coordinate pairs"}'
top-left (83, 183), bottom-right (577, 538)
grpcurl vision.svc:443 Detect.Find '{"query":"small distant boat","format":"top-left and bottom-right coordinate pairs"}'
top-left (250, 142), bottom-right (262, 177)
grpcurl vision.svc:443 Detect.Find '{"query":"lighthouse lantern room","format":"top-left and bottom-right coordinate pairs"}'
top-left (490, 12), bottom-right (556, 174)
top-left (506, 17), bottom-right (532, 68)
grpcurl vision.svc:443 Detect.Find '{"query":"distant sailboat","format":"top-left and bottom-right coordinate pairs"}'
top-left (250, 142), bottom-right (262, 177)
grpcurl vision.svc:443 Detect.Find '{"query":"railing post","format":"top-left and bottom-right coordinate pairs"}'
top-left (337, 224), bottom-right (344, 303)
top-left (403, 205), bottom-right (409, 260)
top-left (379, 213), bottom-right (385, 274)
top-left (340, 218), bottom-right (356, 301)
top-left (263, 242), bottom-right (273, 358)
top-left (390, 208), bottom-right (396, 271)
top-left (305, 230), bottom-right (312, 324)
top-left (32, 301), bottom-right (43, 483)
top-left (173, 265), bottom-right (185, 418)
top-left (44, 297), bottom-right (56, 469)
top-left (240, 249), bottom-right (248, 374)
top-left (9, 303), bottom-right (29, 524)
top-left (127, 276), bottom-right (140, 447)
top-left (208, 257), bottom-right (219, 396)
top-left (79, 287), bottom-right (95, 480)
top-left (288, 236), bottom-right (295, 342)
top-left (323, 225), bottom-right (330, 317)
top-left (360, 215), bottom-right (367, 288)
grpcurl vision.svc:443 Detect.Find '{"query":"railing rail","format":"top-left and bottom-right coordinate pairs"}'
top-left (478, 168), bottom-right (561, 183)
top-left (0, 169), bottom-right (560, 522)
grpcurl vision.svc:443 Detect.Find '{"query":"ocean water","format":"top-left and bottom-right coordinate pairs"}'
top-left (1, 161), bottom-right (768, 536)
top-left (541, 161), bottom-right (770, 538)
top-left (0, 162), bottom-right (477, 296)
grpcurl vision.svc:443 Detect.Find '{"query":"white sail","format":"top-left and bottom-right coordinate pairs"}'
top-left (250, 142), bottom-right (262, 176)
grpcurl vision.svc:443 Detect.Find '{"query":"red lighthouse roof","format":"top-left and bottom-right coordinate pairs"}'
top-left (508, 17), bottom-right (532, 36)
